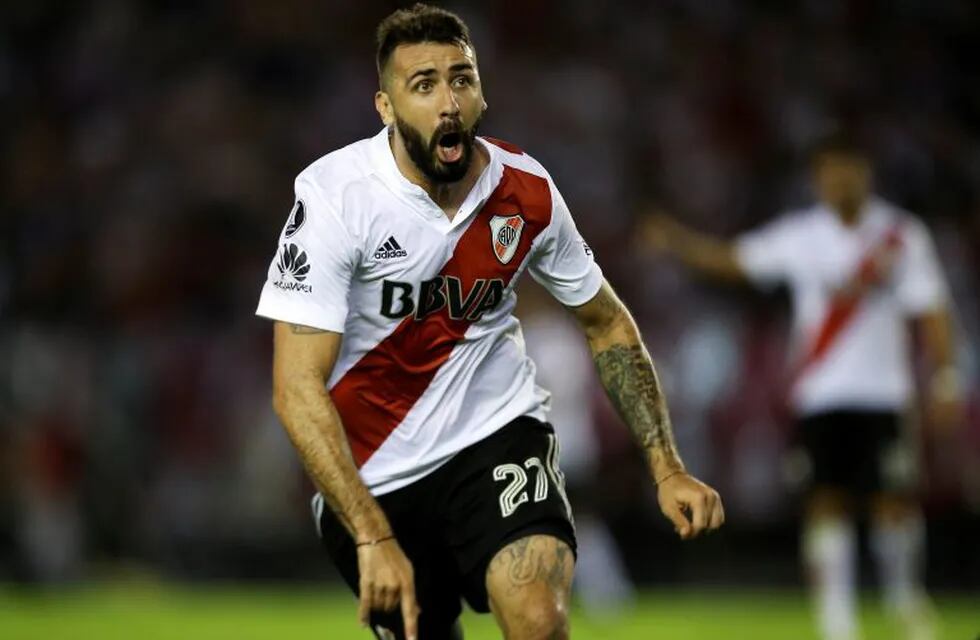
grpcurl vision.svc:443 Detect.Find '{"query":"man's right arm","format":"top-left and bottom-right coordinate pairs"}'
top-left (271, 321), bottom-right (390, 540)
top-left (641, 213), bottom-right (748, 283)
top-left (271, 320), bottom-right (418, 637)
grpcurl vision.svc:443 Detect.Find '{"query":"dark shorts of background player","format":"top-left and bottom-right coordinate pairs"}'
top-left (315, 415), bottom-right (577, 639)
top-left (795, 408), bottom-right (918, 497)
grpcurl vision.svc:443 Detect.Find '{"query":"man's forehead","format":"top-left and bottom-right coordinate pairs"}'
top-left (390, 41), bottom-right (477, 76)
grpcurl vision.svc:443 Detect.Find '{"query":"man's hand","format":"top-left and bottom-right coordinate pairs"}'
top-left (656, 472), bottom-right (725, 540)
top-left (356, 538), bottom-right (420, 639)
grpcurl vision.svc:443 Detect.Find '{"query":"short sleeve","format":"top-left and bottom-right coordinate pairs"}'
top-left (528, 183), bottom-right (604, 306)
top-left (255, 176), bottom-right (357, 332)
top-left (734, 215), bottom-right (800, 288)
top-left (893, 219), bottom-right (949, 315)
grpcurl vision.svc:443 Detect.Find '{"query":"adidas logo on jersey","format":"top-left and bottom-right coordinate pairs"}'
top-left (374, 236), bottom-right (408, 260)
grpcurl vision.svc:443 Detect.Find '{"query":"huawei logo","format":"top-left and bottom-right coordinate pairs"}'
top-left (277, 243), bottom-right (310, 281)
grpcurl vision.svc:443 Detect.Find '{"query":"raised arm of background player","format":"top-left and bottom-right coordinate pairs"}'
top-left (569, 280), bottom-right (725, 539)
top-left (271, 322), bottom-right (419, 639)
top-left (640, 213), bottom-right (962, 430)
top-left (641, 212), bottom-right (747, 283)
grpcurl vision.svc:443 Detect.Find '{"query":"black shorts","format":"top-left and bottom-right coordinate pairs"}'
top-left (795, 409), bottom-right (918, 496)
top-left (314, 415), bottom-right (577, 638)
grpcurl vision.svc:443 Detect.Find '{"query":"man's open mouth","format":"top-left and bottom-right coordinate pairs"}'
top-left (436, 131), bottom-right (463, 163)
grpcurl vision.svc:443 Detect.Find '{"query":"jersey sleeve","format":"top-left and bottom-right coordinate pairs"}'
top-left (255, 176), bottom-right (357, 332)
top-left (528, 182), bottom-right (604, 306)
top-left (734, 215), bottom-right (799, 288)
top-left (893, 219), bottom-right (949, 315)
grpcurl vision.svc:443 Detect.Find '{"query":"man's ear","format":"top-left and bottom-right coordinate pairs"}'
top-left (375, 91), bottom-right (394, 126)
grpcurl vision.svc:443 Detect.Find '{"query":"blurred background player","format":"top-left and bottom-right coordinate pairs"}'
top-left (642, 130), bottom-right (961, 640)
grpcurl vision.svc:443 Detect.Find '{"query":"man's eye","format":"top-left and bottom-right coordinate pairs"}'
top-left (453, 76), bottom-right (471, 87)
top-left (416, 80), bottom-right (433, 92)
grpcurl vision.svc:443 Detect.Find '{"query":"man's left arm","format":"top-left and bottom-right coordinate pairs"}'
top-left (895, 219), bottom-right (962, 432)
top-left (917, 307), bottom-right (962, 432)
top-left (569, 280), bottom-right (725, 539)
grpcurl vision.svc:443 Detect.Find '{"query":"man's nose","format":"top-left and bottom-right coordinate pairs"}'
top-left (438, 82), bottom-right (460, 118)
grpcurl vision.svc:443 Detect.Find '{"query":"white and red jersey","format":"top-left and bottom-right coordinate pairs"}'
top-left (256, 128), bottom-right (603, 495)
top-left (734, 198), bottom-right (949, 416)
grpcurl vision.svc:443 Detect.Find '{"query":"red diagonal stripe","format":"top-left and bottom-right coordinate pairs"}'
top-left (794, 224), bottom-right (904, 381)
top-left (330, 165), bottom-right (552, 467)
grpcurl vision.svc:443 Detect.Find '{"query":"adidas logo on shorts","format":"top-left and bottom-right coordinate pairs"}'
top-left (374, 235), bottom-right (408, 260)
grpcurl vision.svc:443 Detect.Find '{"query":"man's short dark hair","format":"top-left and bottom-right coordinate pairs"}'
top-left (808, 126), bottom-right (870, 161)
top-left (375, 3), bottom-right (473, 86)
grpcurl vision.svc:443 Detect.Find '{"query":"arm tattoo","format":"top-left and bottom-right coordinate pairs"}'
top-left (593, 343), bottom-right (680, 458)
top-left (289, 323), bottom-right (328, 334)
top-left (572, 282), bottom-right (683, 467)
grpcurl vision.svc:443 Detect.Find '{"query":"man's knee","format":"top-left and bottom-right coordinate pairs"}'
top-left (501, 593), bottom-right (569, 640)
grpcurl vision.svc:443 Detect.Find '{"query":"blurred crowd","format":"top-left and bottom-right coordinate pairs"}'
top-left (2, 0), bottom-right (978, 586)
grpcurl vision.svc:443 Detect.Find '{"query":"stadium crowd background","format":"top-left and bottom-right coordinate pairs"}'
top-left (1, 0), bottom-right (978, 593)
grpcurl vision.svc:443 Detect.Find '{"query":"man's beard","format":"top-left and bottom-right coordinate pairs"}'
top-left (395, 113), bottom-right (483, 184)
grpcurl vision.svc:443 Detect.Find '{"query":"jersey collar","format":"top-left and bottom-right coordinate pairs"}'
top-left (818, 196), bottom-right (892, 235)
top-left (369, 126), bottom-right (503, 230)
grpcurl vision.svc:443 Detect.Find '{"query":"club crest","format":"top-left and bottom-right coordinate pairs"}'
top-left (489, 214), bottom-right (525, 264)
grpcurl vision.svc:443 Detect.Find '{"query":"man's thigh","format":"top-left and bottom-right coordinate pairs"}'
top-left (485, 534), bottom-right (575, 640)
top-left (442, 417), bottom-right (578, 613)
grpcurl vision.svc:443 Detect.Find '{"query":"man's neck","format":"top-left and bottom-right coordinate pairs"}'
top-left (833, 198), bottom-right (866, 228)
top-left (390, 129), bottom-right (488, 215)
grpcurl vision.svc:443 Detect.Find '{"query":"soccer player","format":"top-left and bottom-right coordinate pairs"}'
top-left (643, 131), bottom-right (960, 640)
top-left (256, 5), bottom-right (723, 640)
